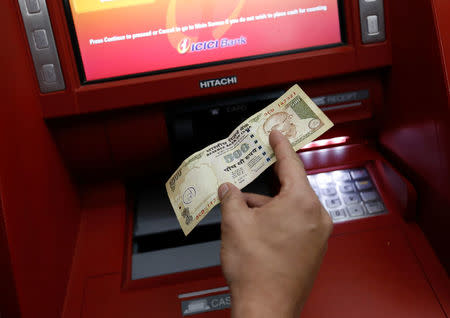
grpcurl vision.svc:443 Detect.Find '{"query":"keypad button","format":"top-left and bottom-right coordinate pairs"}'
top-left (366, 201), bottom-right (385, 214)
top-left (347, 205), bottom-right (365, 217)
top-left (350, 169), bottom-right (369, 180)
top-left (361, 191), bottom-right (378, 202)
top-left (339, 183), bottom-right (355, 193)
top-left (332, 170), bottom-right (352, 182)
top-left (321, 187), bottom-right (337, 197)
top-left (316, 173), bottom-right (334, 185)
top-left (355, 180), bottom-right (373, 191)
top-left (26, 0), bottom-right (40, 14)
top-left (367, 15), bottom-right (380, 35)
top-left (343, 193), bottom-right (361, 205)
top-left (325, 197), bottom-right (342, 209)
top-left (33, 29), bottom-right (49, 49)
top-left (331, 209), bottom-right (347, 220)
top-left (42, 64), bottom-right (56, 83)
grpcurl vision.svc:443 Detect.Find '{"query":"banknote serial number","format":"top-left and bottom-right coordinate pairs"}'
top-left (264, 108), bottom-right (276, 116)
top-left (263, 91), bottom-right (299, 117)
top-left (277, 90), bottom-right (298, 108)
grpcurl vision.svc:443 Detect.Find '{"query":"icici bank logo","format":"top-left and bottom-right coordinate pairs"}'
top-left (167, 0), bottom-right (246, 52)
top-left (178, 37), bottom-right (191, 54)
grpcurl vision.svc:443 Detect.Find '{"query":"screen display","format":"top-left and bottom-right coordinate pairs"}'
top-left (66, 0), bottom-right (343, 82)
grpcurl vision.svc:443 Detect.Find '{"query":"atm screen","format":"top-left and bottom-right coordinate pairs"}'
top-left (65, 0), bottom-right (344, 82)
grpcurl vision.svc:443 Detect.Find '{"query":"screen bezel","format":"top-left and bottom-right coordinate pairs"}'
top-left (63, 0), bottom-right (347, 85)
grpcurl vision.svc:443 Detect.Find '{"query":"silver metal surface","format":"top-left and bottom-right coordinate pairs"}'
top-left (359, 0), bottom-right (386, 44)
top-left (321, 102), bottom-right (363, 112)
top-left (17, 0), bottom-right (65, 93)
top-left (178, 287), bottom-right (229, 299)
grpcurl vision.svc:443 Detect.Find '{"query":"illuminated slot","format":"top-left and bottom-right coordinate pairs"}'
top-left (301, 136), bottom-right (350, 150)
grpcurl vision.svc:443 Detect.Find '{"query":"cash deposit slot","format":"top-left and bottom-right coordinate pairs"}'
top-left (1, 0), bottom-right (449, 317)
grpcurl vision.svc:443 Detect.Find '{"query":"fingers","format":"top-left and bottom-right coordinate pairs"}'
top-left (243, 193), bottom-right (271, 208)
top-left (269, 130), bottom-right (309, 191)
top-left (218, 183), bottom-right (249, 217)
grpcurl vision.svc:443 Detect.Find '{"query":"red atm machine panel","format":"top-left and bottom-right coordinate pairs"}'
top-left (0, 0), bottom-right (449, 317)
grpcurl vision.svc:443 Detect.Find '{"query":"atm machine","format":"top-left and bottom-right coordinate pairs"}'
top-left (0, 0), bottom-right (449, 317)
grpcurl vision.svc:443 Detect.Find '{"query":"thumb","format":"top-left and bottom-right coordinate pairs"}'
top-left (218, 183), bottom-right (248, 214)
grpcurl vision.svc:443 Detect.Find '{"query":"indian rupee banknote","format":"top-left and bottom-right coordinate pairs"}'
top-left (166, 84), bottom-right (333, 235)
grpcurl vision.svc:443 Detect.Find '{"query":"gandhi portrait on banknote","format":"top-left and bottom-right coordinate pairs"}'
top-left (257, 107), bottom-right (322, 147)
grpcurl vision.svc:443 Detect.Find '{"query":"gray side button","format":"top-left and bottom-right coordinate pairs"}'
top-left (33, 29), bottom-right (49, 49)
top-left (359, 0), bottom-right (386, 44)
top-left (26, 0), bottom-right (40, 13)
top-left (367, 15), bottom-right (379, 35)
top-left (18, 0), bottom-right (65, 93)
top-left (42, 64), bottom-right (56, 83)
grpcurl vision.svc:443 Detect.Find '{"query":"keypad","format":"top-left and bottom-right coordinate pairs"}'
top-left (307, 168), bottom-right (387, 223)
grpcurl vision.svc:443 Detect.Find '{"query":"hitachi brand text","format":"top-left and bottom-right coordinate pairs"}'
top-left (199, 76), bottom-right (238, 89)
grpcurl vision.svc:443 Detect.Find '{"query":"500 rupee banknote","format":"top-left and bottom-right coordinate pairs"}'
top-left (166, 84), bottom-right (334, 235)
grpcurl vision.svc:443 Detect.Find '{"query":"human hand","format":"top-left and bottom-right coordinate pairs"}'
top-left (219, 130), bottom-right (333, 318)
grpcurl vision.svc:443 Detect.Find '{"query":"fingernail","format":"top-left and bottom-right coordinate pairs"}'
top-left (218, 183), bottom-right (229, 200)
